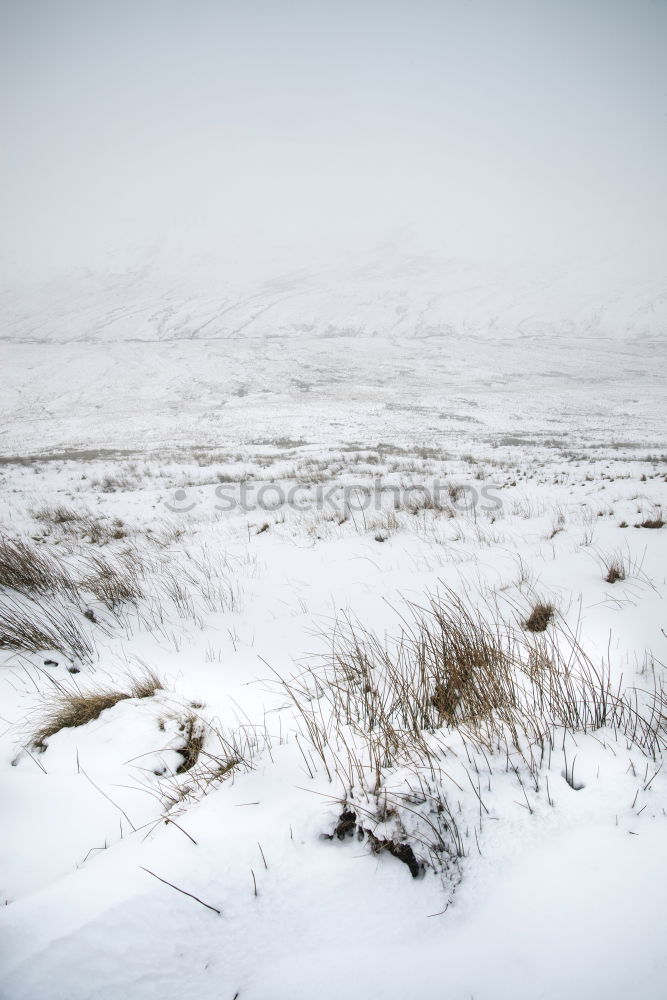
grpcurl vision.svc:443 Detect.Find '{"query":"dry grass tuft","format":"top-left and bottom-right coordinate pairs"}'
top-left (33, 505), bottom-right (127, 545)
top-left (30, 668), bottom-right (162, 748)
top-left (403, 492), bottom-right (453, 516)
top-left (604, 559), bottom-right (626, 584)
top-left (524, 602), bottom-right (555, 633)
top-left (274, 587), bottom-right (666, 876)
top-left (279, 587), bottom-right (666, 775)
top-left (597, 547), bottom-right (635, 585)
top-left (0, 593), bottom-right (95, 661)
top-left (32, 504), bottom-right (82, 525)
top-left (129, 668), bottom-right (163, 699)
top-left (158, 719), bottom-right (265, 811)
top-left (32, 688), bottom-right (130, 748)
top-left (0, 536), bottom-right (72, 596)
top-left (82, 552), bottom-right (144, 610)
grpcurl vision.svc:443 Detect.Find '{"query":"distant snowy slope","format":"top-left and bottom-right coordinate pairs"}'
top-left (1, 244), bottom-right (665, 343)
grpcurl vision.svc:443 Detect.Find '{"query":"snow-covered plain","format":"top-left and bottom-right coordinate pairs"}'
top-left (1, 254), bottom-right (666, 1000)
top-left (2, 245), bottom-right (665, 458)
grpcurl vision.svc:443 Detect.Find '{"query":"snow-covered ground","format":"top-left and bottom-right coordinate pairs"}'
top-left (1, 339), bottom-right (666, 998)
top-left (2, 244), bottom-right (665, 460)
top-left (3, 0), bottom-right (666, 990)
top-left (3, 244), bottom-right (666, 345)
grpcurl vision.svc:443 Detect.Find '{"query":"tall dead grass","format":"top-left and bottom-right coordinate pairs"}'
top-left (0, 536), bottom-right (74, 595)
top-left (299, 590), bottom-right (665, 759)
top-left (274, 588), bottom-right (666, 875)
top-left (0, 593), bottom-right (95, 661)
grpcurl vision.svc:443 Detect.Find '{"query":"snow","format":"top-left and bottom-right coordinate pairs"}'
top-left (3, 0), bottom-right (667, 989)
top-left (2, 245), bottom-right (666, 346)
top-left (1, 387), bottom-right (666, 997)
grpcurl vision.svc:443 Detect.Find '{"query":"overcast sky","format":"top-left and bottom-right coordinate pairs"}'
top-left (1, 0), bottom-right (666, 276)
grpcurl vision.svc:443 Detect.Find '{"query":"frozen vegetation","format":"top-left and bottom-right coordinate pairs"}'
top-left (0, 378), bottom-right (666, 997)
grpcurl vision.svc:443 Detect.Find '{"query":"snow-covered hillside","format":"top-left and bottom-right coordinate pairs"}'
top-left (2, 241), bottom-right (665, 461)
top-left (2, 243), bottom-right (665, 344)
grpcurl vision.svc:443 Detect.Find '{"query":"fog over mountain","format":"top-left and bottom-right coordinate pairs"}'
top-left (1, 0), bottom-right (666, 336)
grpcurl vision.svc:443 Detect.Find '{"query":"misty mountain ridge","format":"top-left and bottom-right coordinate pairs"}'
top-left (2, 239), bottom-right (665, 344)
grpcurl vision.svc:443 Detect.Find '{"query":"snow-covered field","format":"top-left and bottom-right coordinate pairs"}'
top-left (3, 0), bottom-right (666, 991)
top-left (1, 300), bottom-right (666, 998)
top-left (2, 251), bottom-right (666, 460)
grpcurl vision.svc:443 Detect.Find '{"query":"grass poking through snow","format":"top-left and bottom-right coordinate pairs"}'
top-left (524, 601), bottom-right (556, 632)
top-left (30, 670), bottom-right (163, 749)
